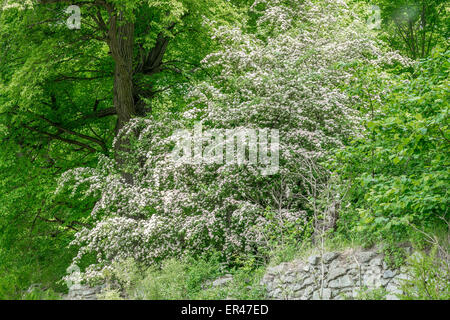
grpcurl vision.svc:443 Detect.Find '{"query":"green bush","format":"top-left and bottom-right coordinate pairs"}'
top-left (399, 247), bottom-right (450, 300)
top-left (331, 49), bottom-right (449, 244)
top-left (351, 287), bottom-right (388, 300)
top-left (97, 253), bottom-right (267, 300)
top-left (21, 286), bottom-right (61, 300)
top-left (382, 243), bottom-right (407, 269)
top-left (132, 259), bottom-right (190, 300)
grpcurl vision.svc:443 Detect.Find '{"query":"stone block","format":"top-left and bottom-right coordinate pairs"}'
top-left (323, 252), bottom-right (339, 264)
top-left (327, 267), bottom-right (348, 281)
top-left (329, 275), bottom-right (354, 288)
top-left (383, 270), bottom-right (397, 279)
top-left (308, 255), bottom-right (320, 265)
top-left (357, 251), bottom-right (376, 263)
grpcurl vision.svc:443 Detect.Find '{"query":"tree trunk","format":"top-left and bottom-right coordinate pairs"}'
top-left (107, 13), bottom-right (135, 183)
top-left (108, 13), bottom-right (135, 134)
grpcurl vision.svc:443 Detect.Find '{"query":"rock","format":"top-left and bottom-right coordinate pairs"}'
top-left (322, 288), bottom-right (332, 300)
top-left (312, 291), bottom-right (320, 300)
top-left (286, 271), bottom-right (299, 279)
top-left (295, 272), bottom-right (308, 282)
top-left (65, 284), bottom-right (104, 300)
top-left (303, 277), bottom-right (314, 286)
top-left (308, 255), bottom-right (320, 265)
top-left (380, 277), bottom-right (391, 287)
top-left (266, 263), bottom-right (288, 275)
top-left (347, 263), bottom-right (359, 270)
top-left (328, 275), bottom-right (354, 289)
top-left (385, 282), bottom-right (402, 300)
top-left (323, 252), bottom-right (339, 264)
top-left (312, 288), bottom-right (332, 300)
top-left (367, 265), bottom-right (382, 274)
top-left (329, 259), bottom-right (341, 270)
top-left (327, 267), bottom-right (347, 281)
top-left (262, 281), bottom-right (274, 292)
top-left (357, 251), bottom-right (376, 263)
top-left (334, 289), bottom-right (352, 300)
top-left (271, 278), bottom-right (282, 288)
top-left (346, 267), bottom-right (359, 277)
top-left (362, 273), bottom-right (379, 287)
top-left (383, 270), bottom-right (396, 279)
top-left (292, 289), bottom-right (304, 299)
top-left (280, 274), bottom-right (295, 284)
top-left (394, 272), bottom-right (411, 282)
top-left (212, 275), bottom-right (233, 287)
top-left (261, 273), bottom-right (275, 283)
top-left (292, 283), bottom-right (306, 292)
top-left (302, 286), bottom-right (314, 299)
top-left (370, 257), bottom-right (383, 266)
top-left (270, 288), bottom-right (283, 299)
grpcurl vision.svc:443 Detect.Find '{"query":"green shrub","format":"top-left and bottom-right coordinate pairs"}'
top-left (97, 289), bottom-right (123, 300)
top-left (21, 287), bottom-right (61, 300)
top-left (399, 247), bottom-right (450, 300)
top-left (96, 252), bottom-right (267, 300)
top-left (352, 287), bottom-right (388, 300)
top-left (382, 244), bottom-right (407, 269)
top-left (132, 259), bottom-right (190, 300)
top-left (331, 49), bottom-right (449, 244)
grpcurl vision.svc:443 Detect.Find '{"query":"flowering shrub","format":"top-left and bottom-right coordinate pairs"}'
top-left (58, 0), bottom-right (408, 282)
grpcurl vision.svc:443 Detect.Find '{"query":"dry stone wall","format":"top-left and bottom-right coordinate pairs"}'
top-left (64, 284), bottom-right (105, 300)
top-left (260, 248), bottom-right (410, 300)
top-left (63, 247), bottom-right (413, 300)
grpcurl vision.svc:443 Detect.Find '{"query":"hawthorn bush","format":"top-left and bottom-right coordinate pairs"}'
top-left (57, 0), bottom-right (408, 283)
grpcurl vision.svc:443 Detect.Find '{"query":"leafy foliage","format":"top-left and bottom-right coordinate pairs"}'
top-left (332, 48), bottom-right (449, 243)
top-left (97, 254), bottom-right (266, 300)
top-left (372, 0), bottom-right (449, 59)
top-left (400, 247), bottom-right (450, 300)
